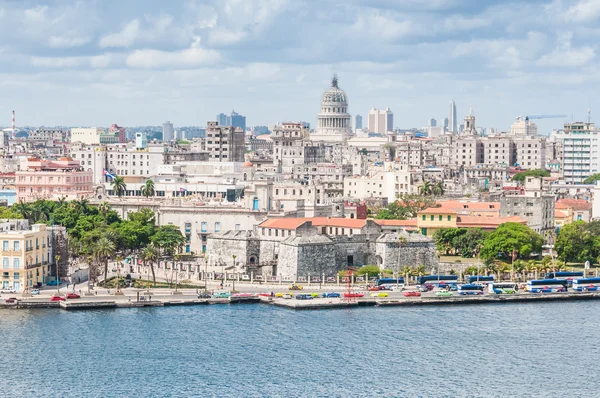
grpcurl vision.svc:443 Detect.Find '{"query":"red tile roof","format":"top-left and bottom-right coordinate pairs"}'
top-left (555, 199), bottom-right (591, 211)
top-left (372, 219), bottom-right (418, 227)
top-left (420, 201), bottom-right (500, 214)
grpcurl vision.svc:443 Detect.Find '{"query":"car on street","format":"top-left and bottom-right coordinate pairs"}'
top-left (257, 293), bottom-right (271, 297)
top-left (322, 292), bottom-right (341, 298)
top-left (66, 293), bottom-right (80, 299)
top-left (309, 292), bottom-right (320, 298)
top-left (435, 291), bottom-right (454, 297)
top-left (232, 293), bottom-right (252, 298)
top-left (31, 289), bottom-right (40, 295)
top-left (418, 284), bottom-right (434, 292)
top-left (370, 292), bottom-right (389, 297)
top-left (344, 293), bottom-right (364, 298)
top-left (403, 291), bottom-right (421, 297)
top-left (368, 286), bottom-right (380, 291)
top-left (283, 293), bottom-right (293, 299)
top-left (213, 291), bottom-right (231, 298)
top-left (50, 296), bottom-right (66, 301)
top-left (197, 293), bottom-right (211, 299)
top-left (1, 287), bottom-right (16, 294)
top-left (4, 297), bottom-right (18, 303)
top-left (295, 293), bottom-right (313, 300)
top-left (288, 285), bottom-right (303, 290)
top-left (275, 292), bottom-right (285, 297)
top-left (46, 280), bottom-right (62, 286)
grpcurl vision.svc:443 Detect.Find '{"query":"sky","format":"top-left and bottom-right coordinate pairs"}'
top-left (0, 0), bottom-right (599, 133)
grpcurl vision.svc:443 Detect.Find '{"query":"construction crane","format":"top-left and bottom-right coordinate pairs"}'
top-left (515, 114), bottom-right (567, 122)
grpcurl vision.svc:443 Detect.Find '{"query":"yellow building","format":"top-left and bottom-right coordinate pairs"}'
top-left (0, 222), bottom-right (51, 292)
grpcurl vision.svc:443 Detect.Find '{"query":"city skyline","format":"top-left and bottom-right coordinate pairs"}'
top-left (0, 0), bottom-right (598, 133)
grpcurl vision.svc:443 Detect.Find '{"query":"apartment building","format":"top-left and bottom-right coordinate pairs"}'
top-left (0, 221), bottom-right (52, 292)
top-left (205, 121), bottom-right (245, 162)
top-left (271, 122), bottom-right (309, 173)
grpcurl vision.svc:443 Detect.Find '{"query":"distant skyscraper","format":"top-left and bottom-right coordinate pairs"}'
top-left (449, 100), bottom-right (457, 133)
top-left (135, 132), bottom-right (147, 149)
top-left (444, 118), bottom-right (449, 131)
top-left (367, 108), bottom-right (393, 134)
top-left (355, 114), bottom-right (363, 130)
top-left (429, 118), bottom-right (437, 127)
top-left (230, 110), bottom-right (246, 131)
top-left (216, 113), bottom-right (229, 126)
top-left (162, 121), bottom-right (174, 141)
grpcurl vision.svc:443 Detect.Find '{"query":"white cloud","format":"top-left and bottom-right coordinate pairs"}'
top-left (537, 46), bottom-right (595, 67)
top-left (90, 54), bottom-right (112, 68)
top-left (126, 39), bottom-right (220, 68)
top-left (99, 19), bottom-right (141, 48)
top-left (208, 29), bottom-right (246, 46)
top-left (350, 10), bottom-right (422, 41)
top-left (24, 5), bottom-right (48, 22)
top-left (565, 0), bottom-right (600, 22)
top-left (31, 55), bottom-right (112, 69)
top-left (48, 36), bottom-right (90, 48)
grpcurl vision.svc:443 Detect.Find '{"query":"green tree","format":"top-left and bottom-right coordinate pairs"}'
top-left (555, 221), bottom-right (597, 264)
top-left (111, 176), bottom-right (127, 198)
top-left (432, 181), bottom-right (445, 196)
top-left (480, 222), bottom-right (544, 262)
top-left (93, 236), bottom-right (116, 286)
top-left (357, 265), bottom-right (381, 278)
top-left (419, 181), bottom-right (433, 196)
top-left (140, 243), bottom-right (159, 286)
top-left (583, 173), bottom-right (600, 184)
top-left (454, 228), bottom-right (488, 258)
top-left (140, 179), bottom-right (155, 199)
top-left (151, 225), bottom-right (185, 256)
top-left (511, 169), bottom-right (550, 182)
top-left (0, 207), bottom-right (24, 219)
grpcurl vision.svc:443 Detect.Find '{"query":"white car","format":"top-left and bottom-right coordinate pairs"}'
top-left (1, 288), bottom-right (16, 294)
top-left (283, 293), bottom-right (293, 299)
top-left (31, 289), bottom-right (41, 295)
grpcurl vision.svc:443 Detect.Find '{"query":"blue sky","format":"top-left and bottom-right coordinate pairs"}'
top-left (0, 0), bottom-right (599, 133)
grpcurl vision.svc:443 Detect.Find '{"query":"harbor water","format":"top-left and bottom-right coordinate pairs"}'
top-left (1, 302), bottom-right (599, 397)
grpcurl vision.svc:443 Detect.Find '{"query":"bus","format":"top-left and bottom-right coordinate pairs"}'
top-left (457, 284), bottom-right (484, 295)
top-left (377, 277), bottom-right (405, 287)
top-left (417, 275), bottom-right (458, 285)
top-left (488, 282), bottom-right (518, 294)
top-left (525, 279), bottom-right (568, 293)
top-left (572, 278), bottom-right (600, 292)
top-left (468, 275), bottom-right (495, 284)
top-left (545, 271), bottom-right (584, 286)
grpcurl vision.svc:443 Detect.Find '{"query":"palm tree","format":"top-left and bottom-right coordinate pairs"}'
top-left (111, 176), bottom-right (127, 199)
top-left (419, 181), bottom-right (433, 196)
top-left (93, 237), bottom-right (115, 287)
top-left (140, 179), bottom-right (155, 199)
top-left (140, 244), bottom-right (159, 286)
top-left (13, 201), bottom-right (32, 222)
top-left (432, 182), bottom-right (445, 196)
top-left (98, 202), bottom-right (111, 219)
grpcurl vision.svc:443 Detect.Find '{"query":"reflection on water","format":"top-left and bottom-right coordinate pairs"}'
top-left (1, 302), bottom-right (599, 397)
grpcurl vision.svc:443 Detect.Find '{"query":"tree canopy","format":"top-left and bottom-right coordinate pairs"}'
top-left (511, 169), bottom-right (550, 182)
top-left (555, 221), bottom-right (600, 264)
top-left (434, 228), bottom-right (488, 258)
top-left (480, 222), bottom-right (544, 261)
top-left (375, 194), bottom-right (437, 220)
top-left (583, 173), bottom-right (600, 184)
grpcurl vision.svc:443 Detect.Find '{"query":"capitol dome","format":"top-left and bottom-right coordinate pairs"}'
top-left (313, 74), bottom-right (352, 143)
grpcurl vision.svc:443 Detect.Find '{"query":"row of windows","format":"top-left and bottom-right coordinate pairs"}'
top-left (2, 258), bottom-right (20, 268)
top-left (421, 215), bottom-right (453, 221)
top-left (2, 241), bottom-right (20, 251)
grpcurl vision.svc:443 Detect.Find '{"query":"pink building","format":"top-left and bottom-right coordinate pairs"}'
top-left (15, 158), bottom-right (94, 202)
top-left (109, 124), bottom-right (127, 143)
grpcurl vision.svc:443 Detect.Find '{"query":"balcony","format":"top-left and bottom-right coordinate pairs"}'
top-left (26, 247), bottom-right (33, 252)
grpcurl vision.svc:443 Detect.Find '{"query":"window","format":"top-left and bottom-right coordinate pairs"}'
top-left (215, 222), bottom-right (221, 232)
top-left (13, 241), bottom-right (19, 251)
top-left (430, 215), bottom-right (434, 221)
top-left (201, 222), bottom-right (207, 233)
top-left (422, 215), bottom-right (426, 221)
top-left (447, 215), bottom-right (451, 221)
top-left (439, 215), bottom-right (442, 221)
top-left (2, 257), bottom-right (8, 268)
top-left (13, 258), bottom-right (20, 269)
top-left (2, 241), bottom-right (8, 251)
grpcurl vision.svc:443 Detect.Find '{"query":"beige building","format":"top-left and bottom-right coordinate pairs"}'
top-left (367, 108), bottom-right (394, 134)
top-left (0, 221), bottom-right (52, 292)
top-left (271, 123), bottom-right (309, 173)
top-left (514, 136), bottom-right (546, 169)
top-left (205, 122), bottom-right (245, 162)
top-left (453, 136), bottom-right (484, 167)
top-left (510, 119), bottom-right (538, 136)
top-left (482, 136), bottom-right (515, 166)
top-left (70, 128), bottom-right (106, 145)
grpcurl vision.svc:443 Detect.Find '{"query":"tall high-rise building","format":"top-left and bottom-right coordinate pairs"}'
top-left (367, 108), bottom-right (393, 134)
top-left (443, 118), bottom-right (449, 132)
top-left (216, 113), bottom-right (229, 126)
top-left (162, 121), bottom-right (174, 141)
top-left (135, 132), bottom-right (148, 149)
top-left (428, 118), bottom-right (437, 127)
top-left (355, 114), bottom-right (363, 130)
top-left (449, 100), bottom-right (457, 133)
top-left (230, 110), bottom-right (246, 131)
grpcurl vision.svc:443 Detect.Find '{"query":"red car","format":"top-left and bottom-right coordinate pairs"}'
top-left (66, 293), bottom-right (80, 299)
top-left (50, 296), bottom-right (66, 301)
top-left (257, 293), bottom-right (271, 297)
top-left (344, 293), bottom-right (364, 298)
top-left (403, 291), bottom-right (421, 297)
top-left (4, 297), bottom-right (18, 303)
top-left (368, 286), bottom-right (380, 291)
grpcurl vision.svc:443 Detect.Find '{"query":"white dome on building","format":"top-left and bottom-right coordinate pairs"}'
top-left (313, 74), bottom-right (352, 143)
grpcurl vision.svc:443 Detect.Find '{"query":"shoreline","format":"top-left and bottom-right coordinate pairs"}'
top-left (2, 291), bottom-right (600, 311)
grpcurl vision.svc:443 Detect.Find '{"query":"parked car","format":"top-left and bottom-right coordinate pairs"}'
top-left (232, 293), bottom-right (252, 298)
top-left (435, 291), bottom-right (454, 297)
top-left (46, 280), bottom-right (62, 286)
top-left (309, 292), bottom-right (320, 298)
top-left (30, 289), bottom-right (41, 295)
top-left (403, 291), bottom-right (421, 297)
top-left (4, 297), bottom-right (18, 303)
top-left (197, 293), bottom-right (211, 299)
top-left (370, 292), bottom-right (389, 297)
top-left (66, 293), bottom-right (80, 299)
top-left (213, 291), bottom-right (231, 298)
top-left (322, 292), bottom-right (341, 298)
top-left (275, 292), bottom-right (285, 297)
top-left (283, 293), bottom-right (293, 299)
top-left (295, 293), bottom-right (313, 300)
top-left (288, 285), bottom-right (303, 291)
top-left (50, 296), bottom-right (66, 301)
top-left (257, 293), bottom-right (271, 297)
top-left (1, 287), bottom-right (16, 294)
top-left (368, 286), bottom-right (380, 291)
top-left (418, 284), bottom-right (434, 292)
top-left (343, 293), bottom-right (364, 298)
